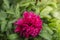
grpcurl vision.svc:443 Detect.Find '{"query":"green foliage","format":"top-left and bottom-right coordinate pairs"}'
top-left (40, 6), bottom-right (53, 18)
top-left (8, 34), bottom-right (18, 40)
top-left (40, 24), bottom-right (53, 40)
top-left (0, 0), bottom-right (60, 40)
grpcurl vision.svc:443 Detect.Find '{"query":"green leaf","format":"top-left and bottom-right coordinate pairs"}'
top-left (1, 19), bottom-right (7, 32)
top-left (34, 37), bottom-right (42, 40)
top-left (7, 19), bottom-right (17, 30)
top-left (52, 11), bottom-right (60, 19)
top-left (47, 2), bottom-right (57, 8)
top-left (7, 21), bottom-right (12, 30)
top-left (20, 3), bottom-right (30, 7)
top-left (40, 6), bottom-right (53, 19)
top-left (8, 34), bottom-right (18, 40)
top-left (19, 0), bottom-right (35, 7)
top-left (0, 11), bottom-right (7, 20)
top-left (15, 3), bottom-right (20, 18)
top-left (6, 6), bottom-right (15, 14)
top-left (40, 24), bottom-right (53, 40)
top-left (3, 0), bottom-right (10, 10)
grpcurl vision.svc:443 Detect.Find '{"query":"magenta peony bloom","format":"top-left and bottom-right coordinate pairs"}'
top-left (14, 11), bottom-right (43, 38)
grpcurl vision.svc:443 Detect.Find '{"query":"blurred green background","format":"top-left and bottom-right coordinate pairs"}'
top-left (0, 0), bottom-right (60, 40)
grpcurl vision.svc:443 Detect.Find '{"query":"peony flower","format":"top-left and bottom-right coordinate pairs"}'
top-left (14, 11), bottom-right (43, 38)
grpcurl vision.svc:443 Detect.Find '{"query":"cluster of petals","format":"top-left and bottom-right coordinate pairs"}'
top-left (14, 11), bottom-right (43, 38)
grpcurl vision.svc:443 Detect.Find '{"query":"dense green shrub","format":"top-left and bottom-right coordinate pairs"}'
top-left (0, 0), bottom-right (60, 40)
